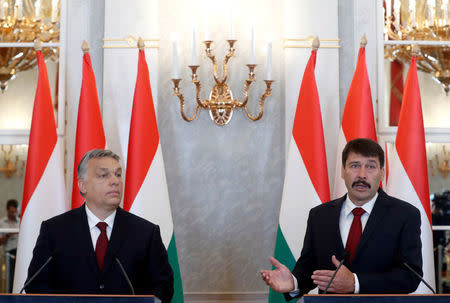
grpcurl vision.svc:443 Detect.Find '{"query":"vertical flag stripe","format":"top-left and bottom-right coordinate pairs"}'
top-left (71, 51), bottom-right (106, 209)
top-left (125, 47), bottom-right (183, 303)
top-left (124, 50), bottom-right (159, 211)
top-left (21, 51), bottom-right (57, 216)
top-left (341, 47), bottom-right (376, 141)
top-left (271, 47), bottom-right (328, 303)
top-left (386, 54), bottom-right (435, 293)
top-left (394, 56), bottom-right (432, 224)
top-left (13, 49), bottom-right (68, 292)
top-left (292, 50), bottom-right (330, 203)
top-left (333, 44), bottom-right (376, 199)
top-left (269, 226), bottom-right (297, 303)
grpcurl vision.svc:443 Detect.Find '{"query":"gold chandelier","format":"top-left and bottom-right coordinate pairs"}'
top-left (384, 0), bottom-right (450, 94)
top-left (0, 0), bottom-right (59, 92)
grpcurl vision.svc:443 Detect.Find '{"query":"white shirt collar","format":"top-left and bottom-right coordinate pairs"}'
top-left (343, 192), bottom-right (378, 217)
top-left (85, 203), bottom-right (116, 230)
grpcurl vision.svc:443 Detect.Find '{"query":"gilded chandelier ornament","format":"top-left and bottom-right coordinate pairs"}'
top-left (384, 0), bottom-right (450, 94)
top-left (171, 39), bottom-right (274, 126)
top-left (0, 0), bottom-right (59, 92)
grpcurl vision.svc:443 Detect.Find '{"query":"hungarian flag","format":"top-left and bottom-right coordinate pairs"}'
top-left (123, 46), bottom-right (183, 303)
top-left (13, 48), bottom-right (68, 292)
top-left (270, 45), bottom-right (329, 303)
top-left (386, 54), bottom-right (435, 293)
top-left (332, 38), bottom-right (377, 198)
top-left (389, 60), bottom-right (403, 126)
top-left (71, 42), bottom-right (106, 209)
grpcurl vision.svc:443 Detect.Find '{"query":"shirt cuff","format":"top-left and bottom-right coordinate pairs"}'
top-left (353, 273), bottom-right (360, 293)
top-left (289, 274), bottom-right (300, 297)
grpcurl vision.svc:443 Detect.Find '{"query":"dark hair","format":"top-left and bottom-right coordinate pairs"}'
top-left (6, 199), bottom-right (18, 209)
top-left (342, 138), bottom-right (384, 168)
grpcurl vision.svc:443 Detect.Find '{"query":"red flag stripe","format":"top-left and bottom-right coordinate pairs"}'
top-left (395, 56), bottom-right (432, 225)
top-left (292, 49), bottom-right (330, 203)
top-left (341, 47), bottom-right (377, 142)
top-left (71, 52), bottom-right (106, 209)
top-left (21, 51), bottom-right (57, 219)
top-left (123, 50), bottom-right (159, 211)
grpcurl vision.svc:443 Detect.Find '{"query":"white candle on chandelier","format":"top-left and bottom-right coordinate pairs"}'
top-left (249, 25), bottom-right (255, 64)
top-left (428, 0), bottom-right (435, 26)
top-left (204, 16), bottom-right (210, 41)
top-left (266, 37), bottom-right (272, 80)
top-left (35, 0), bottom-right (41, 20)
top-left (409, 0), bottom-right (416, 27)
top-left (0, 0), bottom-right (4, 20)
top-left (172, 33), bottom-right (180, 79)
top-left (394, 0), bottom-right (401, 27)
top-left (229, 6), bottom-right (234, 39)
top-left (192, 27), bottom-right (197, 65)
top-left (51, 0), bottom-right (58, 22)
top-left (385, 0), bottom-right (391, 18)
top-left (17, 0), bottom-right (23, 19)
top-left (444, 0), bottom-right (449, 26)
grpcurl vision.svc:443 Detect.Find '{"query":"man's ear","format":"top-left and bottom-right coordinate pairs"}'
top-left (78, 179), bottom-right (87, 195)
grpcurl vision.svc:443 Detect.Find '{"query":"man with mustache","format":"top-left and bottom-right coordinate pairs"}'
top-left (25, 149), bottom-right (174, 303)
top-left (261, 138), bottom-right (422, 298)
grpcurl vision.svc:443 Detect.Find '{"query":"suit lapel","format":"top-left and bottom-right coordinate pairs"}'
top-left (78, 204), bottom-right (100, 276)
top-left (352, 190), bottom-right (391, 262)
top-left (102, 207), bottom-right (128, 276)
top-left (331, 197), bottom-right (346, 255)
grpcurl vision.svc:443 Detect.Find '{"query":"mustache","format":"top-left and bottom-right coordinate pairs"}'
top-left (352, 180), bottom-right (371, 189)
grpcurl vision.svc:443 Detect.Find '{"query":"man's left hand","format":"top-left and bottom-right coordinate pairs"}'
top-left (311, 255), bottom-right (355, 293)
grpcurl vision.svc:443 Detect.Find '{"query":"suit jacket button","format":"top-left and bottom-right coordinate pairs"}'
top-left (99, 284), bottom-right (105, 290)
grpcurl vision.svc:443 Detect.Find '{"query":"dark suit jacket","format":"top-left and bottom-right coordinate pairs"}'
top-left (25, 205), bottom-right (174, 303)
top-left (289, 189), bottom-right (422, 299)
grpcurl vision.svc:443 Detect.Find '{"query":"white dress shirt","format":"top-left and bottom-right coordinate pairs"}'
top-left (85, 204), bottom-right (116, 250)
top-left (291, 192), bottom-right (378, 295)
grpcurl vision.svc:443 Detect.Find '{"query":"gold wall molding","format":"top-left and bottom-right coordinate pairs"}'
top-left (284, 36), bottom-right (340, 49)
top-left (103, 36), bottom-right (159, 49)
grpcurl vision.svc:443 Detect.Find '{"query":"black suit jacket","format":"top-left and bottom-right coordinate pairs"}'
top-left (289, 189), bottom-right (422, 299)
top-left (25, 205), bottom-right (174, 303)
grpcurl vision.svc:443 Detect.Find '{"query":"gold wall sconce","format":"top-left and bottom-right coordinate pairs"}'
top-left (171, 38), bottom-right (274, 126)
top-left (429, 145), bottom-right (450, 178)
top-left (0, 145), bottom-right (26, 178)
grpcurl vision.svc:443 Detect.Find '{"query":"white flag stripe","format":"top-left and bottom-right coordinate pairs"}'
top-left (13, 139), bottom-right (67, 292)
top-left (280, 136), bottom-right (321, 260)
top-left (332, 129), bottom-right (347, 198)
top-left (386, 148), bottom-right (435, 294)
top-left (128, 143), bottom-right (173, 247)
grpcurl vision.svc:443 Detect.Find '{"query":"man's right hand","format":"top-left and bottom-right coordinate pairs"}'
top-left (260, 257), bottom-right (295, 293)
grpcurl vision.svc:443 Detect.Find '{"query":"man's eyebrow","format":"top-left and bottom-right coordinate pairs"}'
top-left (96, 167), bottom-right (121, 172)
top-left (348, 161), bottom-right (361, 164)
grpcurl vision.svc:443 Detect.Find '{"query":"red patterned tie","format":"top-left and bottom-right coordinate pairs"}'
top-left (345, 208), bottom-right (365, 263)
top-left (95, 222), bottom-right (108, 271)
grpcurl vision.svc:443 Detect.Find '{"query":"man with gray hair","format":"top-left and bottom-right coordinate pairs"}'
top-left (25, 149), bottom-right (174, 303)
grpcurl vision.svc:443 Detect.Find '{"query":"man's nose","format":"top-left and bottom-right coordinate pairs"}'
top-left (109, 174), bottom-right (121, 185)
top-left (357, 167), bottom-right (368, 178)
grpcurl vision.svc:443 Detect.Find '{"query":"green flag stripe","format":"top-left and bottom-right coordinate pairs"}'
top-left (269, 225), bottom-right (297, 303)
top-left (168, 233), bottom-right (184, 303)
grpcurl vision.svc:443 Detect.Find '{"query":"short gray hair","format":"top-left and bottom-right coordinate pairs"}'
top-left (77, 149), bottom-right (121, 181)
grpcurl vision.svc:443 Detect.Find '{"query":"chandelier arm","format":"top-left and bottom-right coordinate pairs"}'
top-left (177, 91), bottom-right (201, 122)
top-left (236, 79), bottom-right (253, 107)
top-left (386, 17), bottom-right (401, 40)
top-left (204, 41), bottom-right (220, 83)
top-left (192, 79), bottom-right (208, 108)
top-left (172, 78), bottom-right (201, 121)
top-left (421, 55), bottom-right (440, 72)
top-left (222, 40), bottom-right (236, 82)
top-left (188, 65), bottom-right (208, 108)
top-left (243, 80), bottom-right (274, 121)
